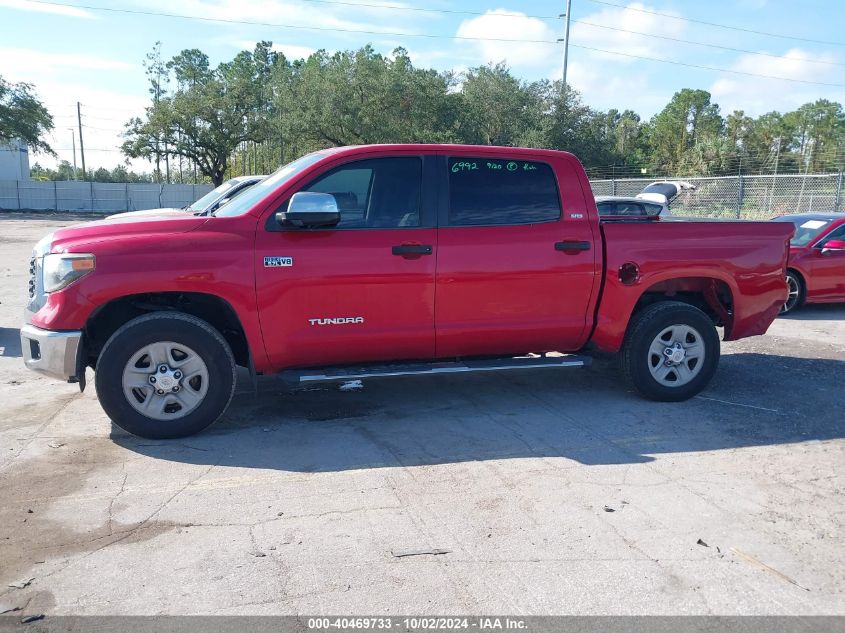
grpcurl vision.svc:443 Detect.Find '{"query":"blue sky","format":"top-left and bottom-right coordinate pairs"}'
top-left (1, 0), bottom-right (843, 171)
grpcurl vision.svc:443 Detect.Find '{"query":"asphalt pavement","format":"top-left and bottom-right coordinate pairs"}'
top-left (0, 214), bottom-right (842, 616)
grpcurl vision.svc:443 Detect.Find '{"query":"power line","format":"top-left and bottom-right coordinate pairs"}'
top-left (298, 0), bottom-right (560, 20)
top-left (45, 103), bottom-right (140, 114)
top-left (573, 21), bottom-right (845, 67)
top-left (82, 124), bottom-right (127, 132)
top-left (20, 0), bottom-right (563, 44)
top-left (569, 44), bottom-right (845, 87)
top-left (83, 114), bottom-right (135, 122)
top-left (22, 0), bottom-right (845, 88)
top-left (55, 147), bottom-right (123, 152)
top-left (583, 0), bottom-right (845, 47)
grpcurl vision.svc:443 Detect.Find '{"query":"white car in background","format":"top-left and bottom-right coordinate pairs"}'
top-left (595, 180), bottom-right (696, 219)
top-left (106, 175), bottom-right (266, 220)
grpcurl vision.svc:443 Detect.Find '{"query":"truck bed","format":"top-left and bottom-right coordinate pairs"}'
top-left (590, 220), bottom-right (794, 352)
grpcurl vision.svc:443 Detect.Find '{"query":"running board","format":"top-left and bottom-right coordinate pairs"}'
top-left (281, 355), bottom-right (591, 385)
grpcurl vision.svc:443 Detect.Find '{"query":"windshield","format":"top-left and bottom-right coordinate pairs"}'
top-left (214, 152), bottom-right (329, 218)
top-left (776, 216), bottom-right (833, 247)
top-left (188, 180), bottom-right (238, 212)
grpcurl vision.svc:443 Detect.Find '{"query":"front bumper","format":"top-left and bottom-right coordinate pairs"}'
top-left (20, 324), bottom-right (83, 382)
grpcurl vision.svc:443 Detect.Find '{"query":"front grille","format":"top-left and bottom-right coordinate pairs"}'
top-left (28, 256), bottom-right (36, 300)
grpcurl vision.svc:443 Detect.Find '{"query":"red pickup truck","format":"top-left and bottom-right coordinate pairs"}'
top-left (21, 145), bottom-right (793, 439)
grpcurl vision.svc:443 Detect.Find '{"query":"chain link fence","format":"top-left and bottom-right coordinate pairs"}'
top-left (589, 172), bottom-right (845, 219)
top-left (0, 181), bottom-right (214, 213)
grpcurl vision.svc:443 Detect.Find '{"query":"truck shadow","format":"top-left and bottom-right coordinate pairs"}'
top-left (0, 327), bottom-right (22, 358)
top-left (113, 351), bottom-right (845, 469)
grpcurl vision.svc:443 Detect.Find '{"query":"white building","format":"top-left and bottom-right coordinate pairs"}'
top-left (0, 140), bottom-right (30, 180)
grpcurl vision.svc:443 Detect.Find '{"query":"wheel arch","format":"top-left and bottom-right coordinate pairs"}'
top-left (631, 276), bottom-right (734, 329)
top-left (591, 273), bottom-right (735, 353)
top-left (84, 291), bottom-right (251, 369)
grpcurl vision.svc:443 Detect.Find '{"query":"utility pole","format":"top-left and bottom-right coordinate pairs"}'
top-left (76, 102), bottom-right (87, 180)
top-left (557, 0), bottom-right (573, 96)
top-left (68, 128), bottom-right (78, 180)
top-left (767, 137), bottom-right (782, 214)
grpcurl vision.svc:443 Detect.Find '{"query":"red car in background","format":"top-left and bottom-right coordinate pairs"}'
top-left (774, 213), bottom-right (845, 313)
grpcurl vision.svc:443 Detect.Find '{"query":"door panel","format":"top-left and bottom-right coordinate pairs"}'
top-left (435, 155), bottom-right (598, 358)
top-left (809, 225), bottom-right (845, 300)
top-left (255, 155), bottom-right (437, 370)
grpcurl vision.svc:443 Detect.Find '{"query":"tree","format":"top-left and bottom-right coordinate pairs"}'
top-left (30, 161), bottom-right (152, 182)
top-left (457, 63), bottom-right (534, 146)
top-left (647, 89), bottom-right (724, 174)
top-left (0, 75), bottom-right (54, 155)
top-left (142, 42), bottom-right (170, 182)
top-left (120, 41), bottom-right (845, 181)
top-left (124, 44), bottom-right (272, 185)
top-left (785, 100), bottom-right (845, 172)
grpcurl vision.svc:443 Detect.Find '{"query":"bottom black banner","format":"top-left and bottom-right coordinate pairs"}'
top-left (0, 616), bottom-right (843, 633)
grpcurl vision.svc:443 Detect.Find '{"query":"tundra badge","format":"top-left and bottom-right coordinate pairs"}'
top-left (264, 256), bottom-right (293, 267)
top-left (309, 317), bottom-right (364, 325)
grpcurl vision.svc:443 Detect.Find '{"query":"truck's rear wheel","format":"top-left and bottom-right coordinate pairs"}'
top-left (621, 301), bottom-right (719, 402)
top-left (95, 312), bottom-right (236, 439)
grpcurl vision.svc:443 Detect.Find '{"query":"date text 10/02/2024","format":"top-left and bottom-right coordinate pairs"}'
top-left (306, 617), bottom-right (528, 630)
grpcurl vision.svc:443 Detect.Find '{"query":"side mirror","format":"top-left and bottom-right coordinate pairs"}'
top-left (821, 239), bottom-right (845, 255)
top-left (276, 192), bottom-right (340, 228)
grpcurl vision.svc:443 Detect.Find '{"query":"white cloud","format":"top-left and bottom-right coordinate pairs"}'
top-left (710, 48), bottom-right (845, 115)
top-left (0, 46), bottom-right (144, 169)
top-left (455, 9), bottom-right (559, 69)
top-left (12, 78), bottom-right (149, 171)
top-left (569, 2), bottom-right (686, 63)
top-left (269, 43), bottom-right (317, 60)
top-left (565, 59), bottom-right (667, 114)
top-left (133, 0), bottom-right (424, 37)
top-left (232, 40), bottom-right (317, 60)
top-left (0, 0), bottom-right (95, 19)
top-left (0, 48), bottom-right (135, 77)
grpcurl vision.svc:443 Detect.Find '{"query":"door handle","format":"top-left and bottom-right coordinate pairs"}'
top-left (392, 244), bottom-right (433, 256)
top-left (555, 240), bottom-right (591, 253)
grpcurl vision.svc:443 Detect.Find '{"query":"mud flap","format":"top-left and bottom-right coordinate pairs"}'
top-left (704, 280), bottom-right (732, 338)
top-left (71, 334), bottom-right (87, 392)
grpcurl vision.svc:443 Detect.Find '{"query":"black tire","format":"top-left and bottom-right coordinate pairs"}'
top-left (95, 311), bottom-right (236, 439)
top-left (780, 270), bottom-right (805, 315)
top-left (621, 301), bottom-right (720, 402)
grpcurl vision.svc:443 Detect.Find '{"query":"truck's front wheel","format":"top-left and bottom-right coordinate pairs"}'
top-left (621, 301), bottom-right (719, 402)
top-left (95, 312), bottom-right (236, 439)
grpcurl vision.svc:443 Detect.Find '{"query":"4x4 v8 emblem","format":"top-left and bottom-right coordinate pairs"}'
top-left (264, 256), bottom-right (293, 267)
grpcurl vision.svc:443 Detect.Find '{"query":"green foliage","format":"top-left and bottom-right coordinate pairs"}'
top-left (120, 43), bottom-right (845, 183)
top-left (31, 161), bottom-right (152, 182)
top-left (0, 75), bottom-right (54, 155)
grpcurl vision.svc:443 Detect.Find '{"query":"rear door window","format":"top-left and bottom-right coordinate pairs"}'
top-left (447, 157), bottom-right (561, 226)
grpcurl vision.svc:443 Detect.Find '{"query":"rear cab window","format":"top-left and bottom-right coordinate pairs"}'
top-left (447, 157), bottom-right (561, 226)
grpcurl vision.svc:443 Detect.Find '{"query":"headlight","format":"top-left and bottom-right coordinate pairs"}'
top-left (42, 253), bottom-right (96, 293)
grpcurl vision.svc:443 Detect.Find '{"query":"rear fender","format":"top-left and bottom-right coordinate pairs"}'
top-left (591, 269), bottom-right (739, 353)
